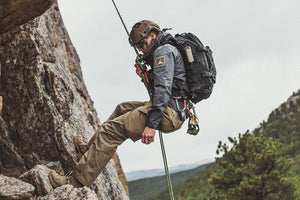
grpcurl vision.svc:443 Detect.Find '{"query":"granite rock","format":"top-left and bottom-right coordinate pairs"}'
top-left (0, 1), bottom-right (128, 199)
top-left (0, 174), bottom-right (35, 199)
top-left (37, 185), bottom-right (98, 200)
top-left (0, 0), bottom-right (54, 34)
top-left (19, 165), bottom-right (53, 196)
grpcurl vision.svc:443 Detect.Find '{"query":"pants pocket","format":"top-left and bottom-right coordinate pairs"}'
top-left (161, 107), bottom-right (183, 133)
top-left (124, 101), bottom-right (151, 141)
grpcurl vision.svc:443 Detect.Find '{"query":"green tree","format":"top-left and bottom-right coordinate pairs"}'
top-left (210, 132), bottom-right (297, 200)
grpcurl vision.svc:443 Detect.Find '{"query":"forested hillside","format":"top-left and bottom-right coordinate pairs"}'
top-left (253, 90), bottom-right (300, 158)
top-left (152, 90), bottom-right (300, 200)
top-left (128, 164), bottom-right (210, 200)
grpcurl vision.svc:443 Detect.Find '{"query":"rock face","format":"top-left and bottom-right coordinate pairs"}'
top-left (0, 174), bottom-right (35, 199)
top-left (19, 165), bottom-right (53, 196)
top-left (0, 0), bottom-right (54, 34)
top-left (37, 185), bottom-right (98, 200)
top-left (0, 96), bottom-right (2, 113)
top-left (0, 1), bottom-right (128, 200)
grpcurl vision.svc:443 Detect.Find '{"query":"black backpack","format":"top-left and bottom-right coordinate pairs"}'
top-left (170, 33), bottom-right (216, 104)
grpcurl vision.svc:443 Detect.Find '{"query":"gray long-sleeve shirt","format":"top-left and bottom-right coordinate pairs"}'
top-left (145, 36), bottom-right (187, 129)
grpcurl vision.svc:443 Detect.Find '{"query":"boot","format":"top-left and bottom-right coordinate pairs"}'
top-left (48, 170), bottom-right (83, 188)
top-left (74, 135), bottom-right (88, 161)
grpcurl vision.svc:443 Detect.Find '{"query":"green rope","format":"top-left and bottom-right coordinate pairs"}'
top-left (159, 131), bottom-right (175, 200)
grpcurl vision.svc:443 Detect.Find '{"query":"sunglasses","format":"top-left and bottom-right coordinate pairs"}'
top-left (135, 39), bottom-right (145, 49)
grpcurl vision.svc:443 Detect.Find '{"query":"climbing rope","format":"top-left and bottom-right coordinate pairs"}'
top-left (159, 131), bottom-right (175, 200)
top-left (112, 1), bottom-right (175, 199)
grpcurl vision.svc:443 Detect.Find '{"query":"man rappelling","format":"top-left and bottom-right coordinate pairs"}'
top-left (48, 20), bottom-right (190, 188)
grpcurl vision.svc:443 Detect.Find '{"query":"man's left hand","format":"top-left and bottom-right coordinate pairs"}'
top-left (142, 126), bottom-right (156, 144)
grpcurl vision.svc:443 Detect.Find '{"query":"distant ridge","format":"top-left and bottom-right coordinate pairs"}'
top-left (126, 158), bottom-right (214, 181)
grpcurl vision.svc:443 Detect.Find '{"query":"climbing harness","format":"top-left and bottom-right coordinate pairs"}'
top-left (174, 97), bottom-right (200, 135)
top-left (112, 1), bottom-right (175, 199)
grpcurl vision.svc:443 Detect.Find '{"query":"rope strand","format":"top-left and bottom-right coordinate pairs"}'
top-left (159, 131), bottom-right (175, 200)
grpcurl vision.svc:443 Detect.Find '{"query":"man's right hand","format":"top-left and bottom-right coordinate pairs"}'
top-left (134, 63), bottom-right (143, 78)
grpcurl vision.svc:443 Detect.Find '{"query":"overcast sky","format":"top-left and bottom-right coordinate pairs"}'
top-left (57, 0), bottom-right (300, 173)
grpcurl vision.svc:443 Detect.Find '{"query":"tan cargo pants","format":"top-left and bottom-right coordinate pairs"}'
top-left (73, 101), bottom-right (183, 186)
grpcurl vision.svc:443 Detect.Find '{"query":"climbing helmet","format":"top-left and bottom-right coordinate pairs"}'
top-left (129, 20), bottom-right (161, 47)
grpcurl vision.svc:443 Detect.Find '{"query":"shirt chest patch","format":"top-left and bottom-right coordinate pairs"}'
top-left (155, 56), bottom-right (166, 68)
